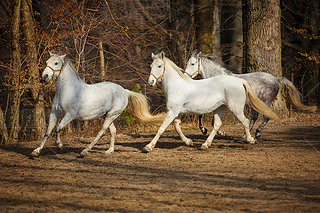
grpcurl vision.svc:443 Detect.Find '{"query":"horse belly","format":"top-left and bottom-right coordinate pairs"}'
top-left (181, 95), bottom-right (225, 115)
top-left (77, 101), bottom-right (112, 120)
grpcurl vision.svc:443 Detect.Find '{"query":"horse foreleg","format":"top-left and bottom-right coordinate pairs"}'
top-left (80, 115), bottom-right (117, 157)
top-left (255, 116), bottom-right (270, 140)
top-left (199, 115), bottom-right (207, 135)
top-left (31, 112), bottom-right (58, 157)
top-left (174, 118), bottom-right (193, 146)
top-left (144, 112), bottom-right (177, 152)
top-left (200, 109), bottom-right (223, 150)
top-left (54, 112), bottom-right (75, 149)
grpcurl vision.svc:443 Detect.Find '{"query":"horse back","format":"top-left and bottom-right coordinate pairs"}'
top-left (236, 72), bottom-right (279, 105)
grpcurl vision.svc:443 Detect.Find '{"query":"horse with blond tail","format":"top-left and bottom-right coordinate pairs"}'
top-left (31, 52), bottom-right (166, 157)
top-left (144, 52), bottom-right (280, 152)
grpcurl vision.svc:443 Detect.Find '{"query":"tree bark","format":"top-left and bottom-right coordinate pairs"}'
top-left (99, 40), bottom-right (105, 77)
top-left (229, 1), bottom-right (243, 73)
top-left (196, 0), bottom-right (213, 53)
top-left (0, 107), bottom-right (8, 144)
top-left (243, 0), bottom-right (282, 77)
top-left (21, 0), bottom-right (46, 138)
top-left (196, 0), bottom-right (221, 55)
top-left (10, 0), bottom-right (22, 141)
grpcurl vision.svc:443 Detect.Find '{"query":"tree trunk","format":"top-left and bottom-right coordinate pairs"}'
top-left (0, 107), bottom-right (8, 144)
top-left (99, 40), bottom-right (105, 77)
top-left (196, 0), bottom-right (213, 53)
top-left (229, 1), bottom-right (243, 73)
top-left (212, 0), bottom-right (220, 54)
top-left (196, 0), bottom-right (221, 55)
top-left (304, 0), bottom-right (319, 105)
top-left (21, 0), bottom-right (46, 138)
top-left (243, 0), bottom-right (282, 76)
top-left (10, 0), bottom-right (22, 141)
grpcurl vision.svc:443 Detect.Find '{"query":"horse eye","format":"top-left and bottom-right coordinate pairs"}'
top-left (191, 63), bottom-right (195, 66)
top-left (54, 62), bottom-right (58, 65)
top-left (158, 65), bottom-right (161, 68)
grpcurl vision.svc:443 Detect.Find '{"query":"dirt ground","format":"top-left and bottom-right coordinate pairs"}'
top-left (0, 119), bottom-right (320, 212)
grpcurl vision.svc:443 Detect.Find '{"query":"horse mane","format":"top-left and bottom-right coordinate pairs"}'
top-left (192, 50), bottom-right (234, 75)
top-left (64, 58), bottom-right (82, 81)
top-left (163, 57), bottom-right (190, 81)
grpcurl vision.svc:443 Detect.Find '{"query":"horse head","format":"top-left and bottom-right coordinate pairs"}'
top-left (149, 51), bottom-right (166, 87)
top-left (185, 50), bottom-right (202, 78)
top-left (42, 52), bottom-right (66, 82)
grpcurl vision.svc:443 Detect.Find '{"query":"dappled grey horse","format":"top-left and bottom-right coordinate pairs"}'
top-left (31, 52), bottom-right (165, 157)
top-left (185, 50), bottom-right (317, 139)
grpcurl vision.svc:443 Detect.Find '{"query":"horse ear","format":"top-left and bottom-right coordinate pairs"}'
top-left (151, 53), bottom-right (156, 60)
top-left (48, 50), bottom-right (54, 57)
top-left (59, 54), bottom-right (67, 61)
top-left (197, 51), bottom-right (202, 57)
top-left (160, 51), bottom-right (165, 59)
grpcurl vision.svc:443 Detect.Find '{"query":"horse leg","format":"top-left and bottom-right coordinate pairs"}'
top-left (105, 123), bottom-right (116, 155)
top-left (255, 116), bottom-right (270, 140)
top-left (200, 108), bottom-right (223, 150)
top-left (174, 118), bottom-right (193, 146)
top-left (144, 112), bottom-right (178, 152)
top-left (80, 115), bottom-right (117, 157)
top-left (241, 108), bottom-right (259, 141)
top-left (199, 115), bottom-right (207, 135)
top-left (235, 112), bottom-right (255, 144)
top-left (31, 112), bottom-right (58, 157)
top-left (212, 114), bottom-right (226, 136)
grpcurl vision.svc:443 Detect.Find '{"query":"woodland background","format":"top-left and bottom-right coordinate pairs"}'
top-left (0, 0), bottom-right (319, 144)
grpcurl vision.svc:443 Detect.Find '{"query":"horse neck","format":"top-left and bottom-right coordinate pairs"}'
top-left (56, 62), bottom-right (84, 89)
top-left (201, 60), bottom-right (229, 78)
top-left (162, 63), bottom-right (187, 95)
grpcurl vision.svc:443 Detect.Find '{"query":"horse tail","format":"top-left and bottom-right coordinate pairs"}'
top-left (126, 90), bottom-right (166, 124)
top-left (277, 77), bottom-right (317, 112)
top-left (240, 79), bottom-right (281, 122)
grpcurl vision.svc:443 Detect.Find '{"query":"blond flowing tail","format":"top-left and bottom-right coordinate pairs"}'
top-left (240, 79), bottom-right (281, 122)
top-left (126, 90), bottom-right (166, 125)
top-left (277, 77), bottom-right (317, 112)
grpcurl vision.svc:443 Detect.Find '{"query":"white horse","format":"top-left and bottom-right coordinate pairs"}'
top-left (143, 52), bottom-right (280, 152)
top-left (31, 52), bottom-right (165, 157)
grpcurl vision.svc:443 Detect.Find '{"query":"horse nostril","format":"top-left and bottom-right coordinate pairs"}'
top-left (43, 74), bottom-right (48, 80)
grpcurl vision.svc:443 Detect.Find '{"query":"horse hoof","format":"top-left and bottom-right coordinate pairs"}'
top-left (31, 150), bottom-right (39, 157)
top-left (80, 149), bottom-right (88, 157)
top-left (201, 127), bottom-right (208, 135)
top-left (247, 138), bottom-right (256, 144)
top-left (104, 150), bottom-right (114, 156)
top-left (249, 141), bottom-right (256, 145)
top-left (199, 144), bottom-right (208, 151)
top-left (255, 133), bottom-right (261, 140)
top-left (143, 146), bottom-right (152, 153)
top-left (57, 144), bottom-right (63, 150)
top-left (185, 139), bottom-right (193, 147)
top-left (217, 130), bottom-right (226, 136)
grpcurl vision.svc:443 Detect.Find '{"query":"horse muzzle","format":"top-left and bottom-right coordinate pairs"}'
top-left (148, 77), bottom-right (156, 87)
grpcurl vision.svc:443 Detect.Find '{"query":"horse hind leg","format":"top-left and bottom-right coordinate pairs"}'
top-left (241, 108), bottom-right (259, 141)
top-left (200, 109), bottom-right (223, 150)
top-left (80, 114), bottom-right (118, 157)
top-left (105, 123), bottom-right (116, 155)
top-left (236, 112), bottom-right (255, 144)
top-left (255, 116), bottom-right (270, 140)
top-left (199, 115), bottom-right (208, 135)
